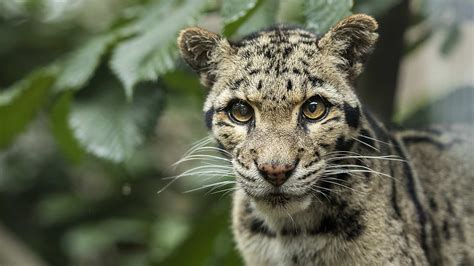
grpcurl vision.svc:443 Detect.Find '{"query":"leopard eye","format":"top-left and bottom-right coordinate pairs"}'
top-left (228, 101), bottom-right (253, 123)
top-left (301, 96), bottom-right (328, 121)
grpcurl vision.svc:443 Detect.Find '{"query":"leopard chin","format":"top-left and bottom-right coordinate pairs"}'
top-left (252, 193), bottom-right (312, 217)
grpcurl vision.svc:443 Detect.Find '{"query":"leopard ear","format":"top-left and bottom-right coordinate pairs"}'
top-left (178, 27), bottom-right (234, 87)
top-left (318, 14), bottom-right (378, 81)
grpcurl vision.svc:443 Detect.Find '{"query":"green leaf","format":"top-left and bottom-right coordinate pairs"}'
top-left (54, 34), bottom-right (117, 92)
top-left (231, 0), bottom-right (279, 37)
top-left (222, 0), bottom-right (258, 25)
top-left (50, 92), bottom-right (86, 163)
top-left (110, 0), bottom-right (207, 100)
top-left (68, 81), bottom-right (163, 162)
top-left (276, 0), bottom-right (305, 24)
top-left (0, 69), bottom-right (55, 148)
top-left (305, 0), bottom-right (353, 34)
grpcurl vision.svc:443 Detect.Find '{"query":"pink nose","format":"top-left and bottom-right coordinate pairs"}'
top-left (257, 163), bottom-right (296, 186)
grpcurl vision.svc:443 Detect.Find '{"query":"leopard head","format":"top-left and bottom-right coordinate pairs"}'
top-left (178, 14), bottom-right (378, 216)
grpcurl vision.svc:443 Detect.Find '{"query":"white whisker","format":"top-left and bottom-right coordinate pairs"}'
top-left (326, 155), bottom-right (406, 162)
top-left (352, 136), bottom-right (380, 152)
top-left (183, 136), bottom-right (214, 157)
top-left (358, 134), bottom-right (394, 147)
top-left (184, 181), bottom-right (237, 193)
top-left (309, 186), bottom-right (331, 201)
top-left (172, 154), bottom-right (231, 167)
top-left (317, 179), bottom-right (365, 196)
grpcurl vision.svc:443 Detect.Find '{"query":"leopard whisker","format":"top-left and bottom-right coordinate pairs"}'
top-left (184, 180), bottom-right (237, 193)
top-left (316, 178), bottom-right (365, 196)
top-left (172, 154), bottom-right (232, 167)
top-left (352, 137), bottom-right (380, 152)
top-left (326, 163), bottom-right (396, 178)
top-left (189, 146), bottom-right (232, 156)
top-left (165, 165), bottom-right (234, 179)
top-left (183, 136), bottom-right (214, 157)
top-left (358, 134), bottom-right (394, 148)
top-left (326, 155), bottom-right (406, 162)
top-left (211, 186), bottom-right (239, 196)
top-left (308, 186), bottom-right (331, 201)
top-left (323, 169), bottom-right (395, 181)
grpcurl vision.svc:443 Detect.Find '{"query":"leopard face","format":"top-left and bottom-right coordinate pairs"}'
top-left (178, 14), bottom-right (378, 216)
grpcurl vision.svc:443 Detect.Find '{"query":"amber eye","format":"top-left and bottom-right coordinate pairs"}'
top-left (301, 96), bottom-right (328, 121)
top-left (228, 101), bottom-right (253, 123)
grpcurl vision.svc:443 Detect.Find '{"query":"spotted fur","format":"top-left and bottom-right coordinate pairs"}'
top-left (178, 14), bottom-right (473, 265)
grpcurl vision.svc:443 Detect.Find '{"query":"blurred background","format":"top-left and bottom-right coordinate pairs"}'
top-left (0, 0), bottom-right (472, 265)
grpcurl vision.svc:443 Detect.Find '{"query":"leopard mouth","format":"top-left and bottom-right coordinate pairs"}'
top-left (235, 167), bottom-right (320, 207)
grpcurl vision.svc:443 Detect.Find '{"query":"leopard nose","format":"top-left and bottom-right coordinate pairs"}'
top-left (257, 162), bottom-right (296, 187)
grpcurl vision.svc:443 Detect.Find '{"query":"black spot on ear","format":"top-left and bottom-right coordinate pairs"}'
top-left (204, 107), bottom-right (214, 129)
top-left (343, 103), bottom-right (360, 128)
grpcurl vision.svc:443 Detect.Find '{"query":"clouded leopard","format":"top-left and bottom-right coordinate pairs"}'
top-left (177, 14), bottom-right (473, 265)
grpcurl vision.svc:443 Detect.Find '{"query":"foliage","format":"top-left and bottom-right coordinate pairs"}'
top-left (0, 69), bottom-right (55, 148)
top-left (0, 0), bottom-right (469, 265)
top-left (305, 0), bottom-right (353, 34)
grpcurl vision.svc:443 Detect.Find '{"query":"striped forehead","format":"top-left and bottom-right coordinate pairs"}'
top-left (221, 27), bottom-right (323, 109)
top-left (232, 27), bottom-right (319, 48)
top-left (232, 27), bottom-right (320, 61)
